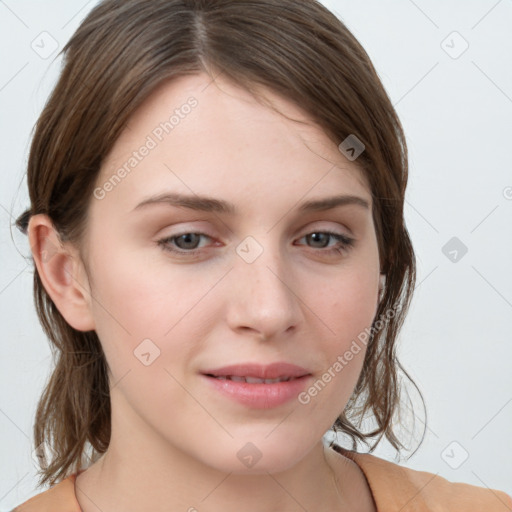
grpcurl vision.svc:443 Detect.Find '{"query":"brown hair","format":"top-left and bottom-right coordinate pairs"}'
top-left (15, 0), bottom-right (425, 488)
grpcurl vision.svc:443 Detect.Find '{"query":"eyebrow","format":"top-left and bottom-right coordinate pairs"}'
top-left (132, 192), bottom-right (370, 214)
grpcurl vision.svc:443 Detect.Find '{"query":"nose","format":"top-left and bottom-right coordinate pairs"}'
top-left (226, 238), bottom-right (303, 341)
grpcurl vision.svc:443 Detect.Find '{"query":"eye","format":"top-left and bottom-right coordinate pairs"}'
top-left (158, 232), bottom-right (212, 254)
top-left (295, 230), bottom-right (355, 256)
top-left (157, 230), bottom-right (355, 258)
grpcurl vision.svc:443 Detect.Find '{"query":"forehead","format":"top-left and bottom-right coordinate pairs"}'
top-left (95, 73), bottom-right (372, 216)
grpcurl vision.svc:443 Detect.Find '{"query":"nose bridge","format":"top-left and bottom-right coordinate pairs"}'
top-left (229, 233), bottom-right (301, 337)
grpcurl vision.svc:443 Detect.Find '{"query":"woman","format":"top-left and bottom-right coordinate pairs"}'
top-left (12, 0), bottom-right (511, 510)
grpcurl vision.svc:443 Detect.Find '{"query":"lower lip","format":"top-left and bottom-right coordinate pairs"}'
top-left (201, 374), bottom-right (311, 409)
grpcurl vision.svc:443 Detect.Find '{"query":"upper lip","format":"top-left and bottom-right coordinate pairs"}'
top-left (201, 362), bottom-right (311, 379)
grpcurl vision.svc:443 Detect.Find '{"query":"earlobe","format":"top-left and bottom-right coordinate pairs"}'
top-left (27, 214), bottom-right (96, 332)
top-left (379, 273), bottom-right (386, 294)
top-left (377, 273), bottom-right (386, 306)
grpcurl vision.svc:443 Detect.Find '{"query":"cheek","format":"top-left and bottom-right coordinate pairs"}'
top-left (87, 240), bottom-right (183, 334)
top-left (318, 262), bottom-right (379, 340)
top-left (305, 265), bottom-right (378, 406)
top-left (86, 242), bottom-right (216, 378)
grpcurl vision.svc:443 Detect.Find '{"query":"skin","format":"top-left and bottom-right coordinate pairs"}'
top-left (29, 72), bottom-right (381, 512)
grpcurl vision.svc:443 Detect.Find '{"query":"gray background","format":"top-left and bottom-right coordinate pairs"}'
top-left (1, 0), bottom-right (511, 508)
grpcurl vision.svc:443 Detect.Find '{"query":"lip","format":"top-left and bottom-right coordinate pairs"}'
top-left (201, 374), bottom-right (312, 409)
top-left (200, 362), bottom-right (312, 409)
top-left (200, 362), bottom-right (310, 380)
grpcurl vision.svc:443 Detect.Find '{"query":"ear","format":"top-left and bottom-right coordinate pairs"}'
top-left (27, 214), bottom-right (96, 332)
top-left (378, 273), bottom-right (386, 306)
top-left (379, 273), bottom-right (386, 293)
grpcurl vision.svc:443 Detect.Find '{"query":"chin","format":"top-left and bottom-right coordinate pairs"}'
top-left (197, 437), bottom-right (313, 475)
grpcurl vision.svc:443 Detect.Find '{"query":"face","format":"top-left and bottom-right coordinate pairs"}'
top-left (78, 72), bottom-right (381, 474)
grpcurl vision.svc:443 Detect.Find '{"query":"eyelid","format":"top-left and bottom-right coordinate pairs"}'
top-left (160, 221), bottom-right (354, 244)
top-left (157, 225), bottom-right (355, 259)
top-left (297, 220), bottom-right (353, 237)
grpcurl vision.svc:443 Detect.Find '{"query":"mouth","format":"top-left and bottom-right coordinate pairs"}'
top-left (200, 362), bottom-right (311, 382)
top-left (204, 374), bottom-right (303, 384)
top-left (200, 368), bottom-right (312, 409)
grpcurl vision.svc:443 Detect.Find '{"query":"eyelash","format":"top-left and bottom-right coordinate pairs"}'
top-left (157, 230), bottom-right (355, 258)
